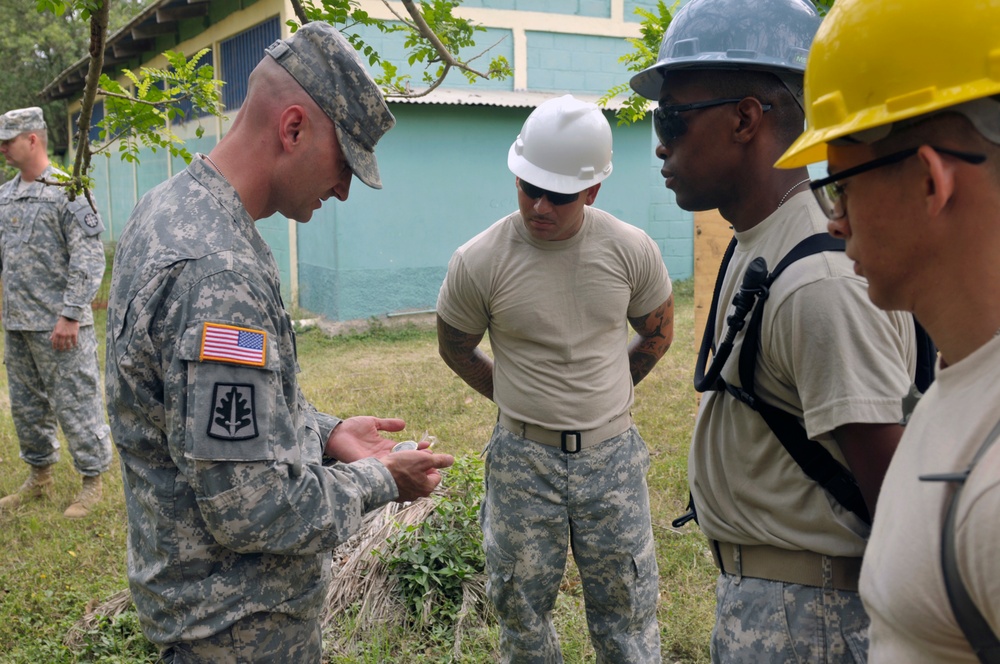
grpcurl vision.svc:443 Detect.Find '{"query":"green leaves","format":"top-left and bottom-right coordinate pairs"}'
top-left (813, 0), bottom-right (835, 16)
top-left (599, 1), bottom-right (677, 125)
top-left (379, 456), bottom-right (486, 628)
top-left (95, 48), bottom-right (224, 166)
top-left (290, 0), bottom-right (510, 97)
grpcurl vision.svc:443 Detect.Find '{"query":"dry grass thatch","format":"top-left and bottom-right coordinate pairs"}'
top-left (63, 588), bottom-right (135, 649)
top-left (64, 458), bottom-right (493, 659)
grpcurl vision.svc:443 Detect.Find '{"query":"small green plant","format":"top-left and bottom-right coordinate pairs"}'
top-left (75, 611), bottom-right (159, 663)
top-left (380, 455), bottom-right (487, 628)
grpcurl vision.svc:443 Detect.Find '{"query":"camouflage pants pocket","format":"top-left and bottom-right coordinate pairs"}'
top-left (484, 534), bottom-right (522, 630)
top-left (844, 628), bottom-right (869, 663)
top-left (711, 574), bottom-right (869, 664)
top-left (483, 526), bottom-right (564, 663)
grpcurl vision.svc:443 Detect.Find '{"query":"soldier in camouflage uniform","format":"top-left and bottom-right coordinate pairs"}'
top-left (437, 96), bottom-right (675, 663)
top-left (0, 106), bottom-right (112, 519)
top-left (104, 23), bottom-right (454, 662)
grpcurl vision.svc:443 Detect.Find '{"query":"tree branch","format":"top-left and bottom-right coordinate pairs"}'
top-left (291, 0), bottom-right (309, 25)
top-left (380, 0), bottom-right (415, 28)
top-left (98, 88), bottom-right (194, 108)
top-left (386, 63), bottom-right (451, 98)
top-left (73, 0), bottom-right (110, 193)
top-left (400, 0), bottom-right (460, 68)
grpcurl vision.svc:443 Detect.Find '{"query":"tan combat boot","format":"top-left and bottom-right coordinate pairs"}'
top-left (63, 474), bottom-right (103, 519)
top-left (0, 465), bottom-right (55, 512)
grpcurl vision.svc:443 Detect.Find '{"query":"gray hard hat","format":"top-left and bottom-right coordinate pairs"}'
top-left (629, 0), bottom-right (822, 103)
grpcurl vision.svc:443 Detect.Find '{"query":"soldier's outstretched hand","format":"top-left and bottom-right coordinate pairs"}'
top-left (381, 449), bottom-right (455, 503)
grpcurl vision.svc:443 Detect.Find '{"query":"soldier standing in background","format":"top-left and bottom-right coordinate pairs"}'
top-left (0, 106), bottom-right (112, 519)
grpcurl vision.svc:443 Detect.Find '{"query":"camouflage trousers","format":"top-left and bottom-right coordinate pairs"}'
top-left (4, 327), bottom-right (112, 475)
top-left (157, 611), bottom-right (322, 663)
top-left (711, 574), bottom-right (869, 663)
top-left (481, 423), bottom-right (661, 664)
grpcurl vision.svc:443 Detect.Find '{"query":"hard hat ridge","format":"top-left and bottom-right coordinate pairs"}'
top-left (629, 0), bottom-right (822, 102)
top-left (777, 0), bottom-right (1000, 168)
top-left (508, 95), bottom-right (613, 194)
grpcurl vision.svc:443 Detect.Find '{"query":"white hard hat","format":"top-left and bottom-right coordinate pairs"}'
top-left (507, 95), bottom-right (613, 194)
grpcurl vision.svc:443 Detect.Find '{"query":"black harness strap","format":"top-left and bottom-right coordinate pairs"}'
top-left (921, 417), bottom-right (1000, 663)
top-left (692, 233), bottom-right (873, 525)
top-left (731, 234), bottom-right (872, 524)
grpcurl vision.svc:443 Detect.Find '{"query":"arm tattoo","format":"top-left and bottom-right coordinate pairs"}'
top-left (627, 295), bottom-right (674, 385)
top-left (437, 316), bottom-right (494, 401)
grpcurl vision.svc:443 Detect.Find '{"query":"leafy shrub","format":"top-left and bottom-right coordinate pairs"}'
top-left (379, 455), bottom-right (487, 628)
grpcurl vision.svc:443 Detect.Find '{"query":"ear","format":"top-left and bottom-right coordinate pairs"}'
top-left (917, 145), bottom-right (956, 217)
top-left (733, 97), bottom-right (767, 143)
top-left (584, 182), bottom-right (601, 205)
top-left (277, 105), bottom-right (308, 154)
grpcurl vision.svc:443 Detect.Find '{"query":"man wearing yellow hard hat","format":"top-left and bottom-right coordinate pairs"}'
top-left (778, 1), bottom-right (1000, 661)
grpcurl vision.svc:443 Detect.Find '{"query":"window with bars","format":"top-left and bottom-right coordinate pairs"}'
top-left (71, 100), bottom-right (105, 145)
top-left (220, 17), bottom-right (281, 110)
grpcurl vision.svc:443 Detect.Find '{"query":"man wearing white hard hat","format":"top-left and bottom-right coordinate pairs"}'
top-left (777, 1), bottom-right (1000, 661)
top-left (437, 94), bottom-right (674, 663)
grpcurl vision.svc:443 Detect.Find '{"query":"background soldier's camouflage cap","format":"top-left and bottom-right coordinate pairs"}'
top-left (0, 107), bottom-right (47, 141)
top-left (266, 22), bottom-right (396, 190)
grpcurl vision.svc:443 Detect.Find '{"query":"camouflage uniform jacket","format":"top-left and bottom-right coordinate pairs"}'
top-left (105, 157), bottom-right (398, 645)
top-left (0, 165), bottom-right (105, 329)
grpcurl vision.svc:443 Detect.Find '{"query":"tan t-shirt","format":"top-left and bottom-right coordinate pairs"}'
top-left (862, 334), bottom-right (1000, 663)
top-left (690, 192), bottom-right (916, 557)
top-left (437, 206), bottom-right (671, 430)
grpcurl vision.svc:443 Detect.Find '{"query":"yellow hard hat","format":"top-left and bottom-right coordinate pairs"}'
top-left (777, 0), bottom-right (1000, 169)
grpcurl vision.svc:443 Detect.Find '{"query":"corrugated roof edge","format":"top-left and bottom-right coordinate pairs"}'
top-left (386, 88), bottom-right (652, 111)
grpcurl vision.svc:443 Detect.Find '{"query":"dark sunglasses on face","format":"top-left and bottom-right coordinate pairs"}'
top-left (809, 145), bottom-right (987, 220)
top-left (653, 98), bottom-right (772, 145)
top-left (518, 179), bottom-right (581, 206)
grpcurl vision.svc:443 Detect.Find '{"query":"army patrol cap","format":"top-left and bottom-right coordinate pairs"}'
top-left (265, 22), bottom-right (395, 189)
top-left (0, 107), bottom-right (46, 141)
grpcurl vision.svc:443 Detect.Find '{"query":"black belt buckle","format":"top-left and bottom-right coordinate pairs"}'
top-left (561, 430), bottom-right (582, 454)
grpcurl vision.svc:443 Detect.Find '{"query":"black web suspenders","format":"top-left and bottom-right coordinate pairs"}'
top-left (921, 417), bottom-right (1000, 663)
top-left (691, 233), bottom-right (873, 525)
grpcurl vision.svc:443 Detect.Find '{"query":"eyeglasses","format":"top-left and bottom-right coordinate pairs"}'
top-left (518, 179), bottom-right (581, 206)
top-left (653, 98), bottom-right (772, 145)
top-left (810, 145), bottom-right (987, 220)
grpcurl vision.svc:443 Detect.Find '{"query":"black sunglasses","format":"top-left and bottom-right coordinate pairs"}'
top-left (518, 180), bottom-right (581, 206)
top-left (653, 98), bottom-right (772, 145)
top-left (809, 145), bottom-right (987, 220)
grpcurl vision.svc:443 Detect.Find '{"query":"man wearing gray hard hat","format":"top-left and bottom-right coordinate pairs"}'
top-left (0, 106), bottom-right (113, 520)
top-left (631, 0), bottom-right (920, 661)
top-left (105, 22), bottom-right (454, 661)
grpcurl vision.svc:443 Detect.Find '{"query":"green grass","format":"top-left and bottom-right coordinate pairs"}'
top-left (0, 278), bottom-right (715, 663)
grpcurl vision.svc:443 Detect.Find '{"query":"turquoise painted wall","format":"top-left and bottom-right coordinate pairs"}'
top-left (459, 0), bottom-right (608, 15)
top-left (297, 103), bottom-right (692, 322)
top-left (527, 31), bottom-right (634, 93)
top-left (624, 0), bottom-right (669, 21)
top-left (349, 23), bottom-right (513, 91)
top-left (83, 0), bottom-right (696, 323)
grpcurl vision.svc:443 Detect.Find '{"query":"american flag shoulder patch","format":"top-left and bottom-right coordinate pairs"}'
top-left (199, 323), bottom-right (267, 367)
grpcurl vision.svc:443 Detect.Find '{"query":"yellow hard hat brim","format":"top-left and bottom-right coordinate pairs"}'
top-left (776, 135), bottom-right (828, 169)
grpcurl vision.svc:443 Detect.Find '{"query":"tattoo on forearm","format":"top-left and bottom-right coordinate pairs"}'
top-left (438, 319), bottom-right (494, 401)
top-left (628, 295), bottom-right (674, 385)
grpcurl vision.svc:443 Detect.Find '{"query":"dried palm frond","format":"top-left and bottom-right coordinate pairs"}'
top-left (63, 588), bottom-right (135, 649)
top-left (322, 492), bottom-right (441, 631)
